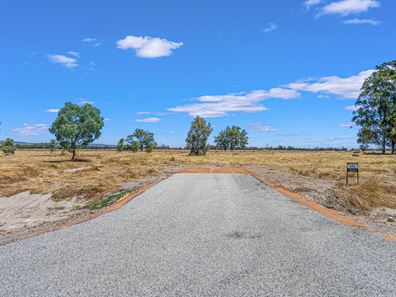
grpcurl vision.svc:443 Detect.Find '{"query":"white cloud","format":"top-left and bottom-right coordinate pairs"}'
top-left (320, 0), bottom-right (380, 16)
top-left (117, 35), bottom-right (183, 58)
top-left (251, 124), bottom-right (279, 132)
top-left (135, 117), bottom-right (161, 123)
top-left (46, 109), bottom-right (60, 113)
top-left (295, 70), bottom-right (374, 98)
top-left (82, 38), bottom-right (102, 47)
top-left (168, 69), bottom-right (373, 118)
top-left (136, 111), bottom-right (150, 115)
top-left (345, 105), bottom-right (360, 111)
top-left (305, 0), bottom-right (322, 9)
top-left (68, 51), bottom-right (80, 57)
top-left (344, 18), bottom-right (380, 25)
top-left (168, 91), bottom-right (269, 118)
top-left (12, 124), bottom-right (49, 136)
top-left (338, 122), bottom-right (355, 127)
top-left (82, 37), bottom-right (96, 42)
top-left (262, 22), bottom-right (278, 33)
top-left (48, 54), bottom-right (78, 68)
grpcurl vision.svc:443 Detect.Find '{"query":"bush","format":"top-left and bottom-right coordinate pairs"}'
top-left (1, 138), bottom-right (16, 155)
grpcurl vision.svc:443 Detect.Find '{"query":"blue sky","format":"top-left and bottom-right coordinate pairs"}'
top-left (1, 0), bottom-right (395, 148)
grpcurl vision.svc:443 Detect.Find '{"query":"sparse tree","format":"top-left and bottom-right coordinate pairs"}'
top-left (186, 116), bottom-right (213, 156)
top-left (353, 60), bottom-right (396, 154)
top-left (117, 138), bottom-right (125, 152)
top-left (214, 126), bottom-right (248, 151)
top-left (49, 102), bottom-right (104, 161)
top-left (142, 132), bottom-right (156, 153)
top-left (1, 138), bottom-right (16, 155)
top-left (48, 140), bottom-right (57, 153)
top-left (126, 129), bottom-right (156, 153)
top-left (226, 125), bottom-right (248, 151)
top-left (129, 129), bottom-right (145, 151)
top-left (214, 130), bottom-right (228, 151)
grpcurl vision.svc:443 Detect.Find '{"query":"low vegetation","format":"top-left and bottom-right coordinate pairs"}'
top-left (88, 191), bottom-right (128, 210)
top-left (0, 150), bottom-right (395, 214)
top-left (1, 138), bottom-right (16, 155)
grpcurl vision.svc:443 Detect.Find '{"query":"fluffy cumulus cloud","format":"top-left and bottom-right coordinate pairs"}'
top-left (48, 54), bottom-right (78, 68)
top-left (168, 91), bottom-right (269, 118)
top-left (295, 70), bottom-right (374, 98)
top-left (117, 35), bottom-right (183, 58)
top-left (344, 18), bottom-right (380, 25)
top-left (135, 117), bottom-right (161, 123)
top-left (12, 124), bottom-right (49, 136)
top-left (168, 69), bottom-right (373, 118)
top-left (320, 0), bottom-right (380, 16)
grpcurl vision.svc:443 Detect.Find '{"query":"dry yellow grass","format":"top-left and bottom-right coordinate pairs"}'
top-left (0, 149), bottom-right (395, 212)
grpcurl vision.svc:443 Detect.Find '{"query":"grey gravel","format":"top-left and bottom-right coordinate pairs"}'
top-left (1, 173), bottom-right (395, 297)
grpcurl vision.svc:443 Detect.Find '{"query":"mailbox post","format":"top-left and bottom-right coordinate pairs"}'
top-left (346, 162), bottom-right (359, 185)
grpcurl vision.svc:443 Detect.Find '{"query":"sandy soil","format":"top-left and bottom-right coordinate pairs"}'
top-left (0, 192), bottom-right (87, 234)
top-left (0, 156), bottom-right (394, 244)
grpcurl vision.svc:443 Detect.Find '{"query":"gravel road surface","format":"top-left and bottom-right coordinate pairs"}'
top-left (1, 173), bottom-right (395, 296)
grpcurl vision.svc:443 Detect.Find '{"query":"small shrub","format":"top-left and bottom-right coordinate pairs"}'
top-left (1, 138), bottom-right (16, 155)
top-left (88, 191), bottom-right (128, 210)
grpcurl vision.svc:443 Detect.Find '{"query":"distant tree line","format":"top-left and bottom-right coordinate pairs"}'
top-left (353, 60), bottom-right (396, 154)
top-left (4, 59), bottom-right (396, 159)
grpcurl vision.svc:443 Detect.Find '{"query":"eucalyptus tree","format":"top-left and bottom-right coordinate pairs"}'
top-left (186, 116), bottom-right (213, 156)
top-left (353, 60), bottom-right (396, 153)
top-left (49, 102), bottom-right (104, 160)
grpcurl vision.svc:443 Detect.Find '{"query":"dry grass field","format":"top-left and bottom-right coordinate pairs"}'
top-left (1, 149), bottom-right (396, 214)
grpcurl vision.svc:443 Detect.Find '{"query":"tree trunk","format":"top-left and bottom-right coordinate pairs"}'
top-left (382, 130), bottom-right (386, 154)
top-left (71, 148), bottom-right (76, 161)
top-left (392, 140), bottom-right (395, 154)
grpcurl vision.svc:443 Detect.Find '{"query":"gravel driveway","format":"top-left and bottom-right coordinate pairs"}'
top-left (1, 173), bottom-right (395, 296)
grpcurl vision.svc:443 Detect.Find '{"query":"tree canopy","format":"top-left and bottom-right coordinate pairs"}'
top-left (215, 126), bottom-right (248, 151)
top-left (1, 138), bottom-right (16, 155)
top-left (49, 102), bottom-right (104, 160)
top-left (186, 116), bottom-right (213, 156)
top-left (353, 60), bottom-right (396, 153)
top-left (126, 129), bottom-right (157, 153)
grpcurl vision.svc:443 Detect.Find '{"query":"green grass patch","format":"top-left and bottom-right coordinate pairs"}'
top-left (88, 191), bottom-right (128, 211)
